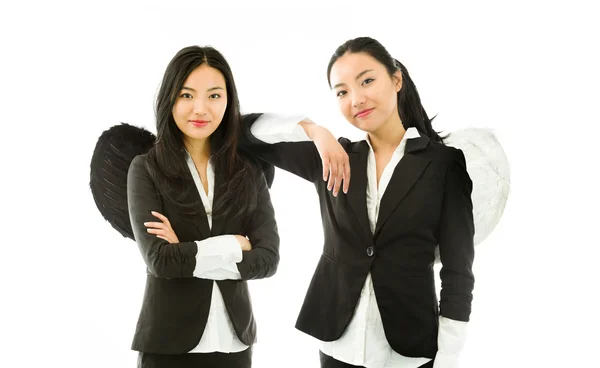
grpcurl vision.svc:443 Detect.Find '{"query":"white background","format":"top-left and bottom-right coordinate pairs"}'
top-left (1, 1), bottom-right (599, 367)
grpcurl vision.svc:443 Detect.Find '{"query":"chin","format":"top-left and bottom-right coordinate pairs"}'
top-left (352, 120), bottom-right (379, 134)
top-left (184, 131), bottom-right (212, 141)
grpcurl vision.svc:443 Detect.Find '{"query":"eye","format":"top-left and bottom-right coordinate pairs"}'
top-left (362, 78), bottom-right (374, 86)
top-left (180, 92), bottom-right (193, 99)
top-left (209, 93), bottom-right (221, 99)
top-left (336, 90), bottom-right (347, 97)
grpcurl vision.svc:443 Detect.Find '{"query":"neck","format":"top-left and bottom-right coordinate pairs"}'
top-left (368, 112), bottom-right (406, 154)
top-left (184, 137), bottom-right (211, 163)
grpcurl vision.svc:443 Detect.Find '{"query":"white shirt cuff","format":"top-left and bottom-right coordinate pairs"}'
top-left (250, 113), bottom-right (311, 143)
top-left (193, 235), bottom-right (242, 279)
top-left (437, 315), bottom-right (468, 355)
top-left (433, 351), bottom-right (460, 368)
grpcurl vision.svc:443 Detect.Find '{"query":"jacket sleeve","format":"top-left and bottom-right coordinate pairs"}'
top-left (438, 148), bottom-right (475, 321)
top-left (236, 171), bottom-right (280, 280)
top-left (127, 155), bottom-right (198, 279)
top-left (239, 113), bottom-right (323, 183)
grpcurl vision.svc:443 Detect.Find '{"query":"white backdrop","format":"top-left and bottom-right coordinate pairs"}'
top-left (1, 1), bottom-right (599, 367)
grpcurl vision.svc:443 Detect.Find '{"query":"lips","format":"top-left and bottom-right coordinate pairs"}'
top-left (355, 108), bottom-right (374, 118)
top-left (190, 120), bottom-right (208, 127)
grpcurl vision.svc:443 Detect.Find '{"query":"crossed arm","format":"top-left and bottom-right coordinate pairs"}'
top-left (127, 155), bottom-right (279, 281)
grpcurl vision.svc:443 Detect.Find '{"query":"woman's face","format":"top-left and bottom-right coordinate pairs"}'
top-left (172, 63), bottom-right (228, 146)
top-left (329, 52), bottom-right (402, 135)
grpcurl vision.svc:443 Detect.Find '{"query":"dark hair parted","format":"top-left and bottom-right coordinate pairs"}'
top-left (146, 45), bottom-right (261, 222)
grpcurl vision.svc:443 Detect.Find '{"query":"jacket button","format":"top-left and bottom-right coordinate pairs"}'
top-left (367, 246), bottom-right (374, 257)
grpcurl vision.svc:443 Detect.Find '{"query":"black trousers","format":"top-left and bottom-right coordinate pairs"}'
top-left (319, 350), bottom-right (433, 368)
top-left (138, 347), bottom-right (252, 368)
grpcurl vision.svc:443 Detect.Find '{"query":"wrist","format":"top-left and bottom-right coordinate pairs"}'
top-left (298, 119), bottom-right (317, 139)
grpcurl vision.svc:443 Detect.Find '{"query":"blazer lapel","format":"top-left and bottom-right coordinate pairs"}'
top-left (182, 158), bottom-right (212, 239)
top-left (192, 201), bottom-right (212, 240)
top-left (209, 168), bottom-right (226, 236)
top-left (374, 136), bottom-right (431, 237)
top-left (346, 141), bottom-right (372, 242)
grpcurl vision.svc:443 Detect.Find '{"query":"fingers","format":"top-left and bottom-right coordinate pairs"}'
top-left (343, 158), bottom-right (351, 194)
top-left (146, 228), bottom-right (166, 236)
top-left (242, 238), bottom-right (252, 251)
top-left (313, 127), bottom-right (351, 194)
top-left (324, 151), bottom-right (350, 196)
top-left (234, 235), bottom-right (252, 251)
top-left (327, 161), bottom-right (338, 191)
top-left (332, 162), bottom-right (344, 196)
top-left (151, 211), bottom-right (171, 226)
top-left (148, 228), bottom-right (175, 243)
top-left (144, 222), bottom-right (166, 229)
top-left (146, 213), bottom-right (177, 244)
top-left (322, 158), bottom-right (330, 182)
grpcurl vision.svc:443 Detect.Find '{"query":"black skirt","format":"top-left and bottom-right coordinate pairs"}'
top-left (138, 347), bottom-right (252, 368)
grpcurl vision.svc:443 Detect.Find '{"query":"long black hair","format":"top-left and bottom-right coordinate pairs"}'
top-left (326, 37), bottom-right (446, 143)
top-left (146, 45), bottom-right (260, 221)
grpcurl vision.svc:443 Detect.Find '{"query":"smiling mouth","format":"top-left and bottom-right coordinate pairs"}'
top-left (355, 108), bottom-right (374, 118)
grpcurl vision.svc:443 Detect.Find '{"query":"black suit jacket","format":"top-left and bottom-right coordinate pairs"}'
top-left (126, 152), bottom-right (280, 354)
top-left (240, 113), bottom-right (474, 359)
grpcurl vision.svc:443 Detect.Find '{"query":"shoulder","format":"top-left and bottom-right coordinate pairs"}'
top-left (238, 151), bottom-right (272, 184)
top-left (426, 141), bottom-right (471, 188)
top-left (427, 140), bottom-right (465, 166)
top-left (130, 152), bottom-right (150, 171)
top-left (337, 136), bottom-right (368, 153)
top-left (128, 152), bottom-right (157, 185)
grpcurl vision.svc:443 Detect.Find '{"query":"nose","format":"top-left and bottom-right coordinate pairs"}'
top-left (351, 90), bottom-right (366, 108)
top-left (193, 99), bottom-right (207, 116)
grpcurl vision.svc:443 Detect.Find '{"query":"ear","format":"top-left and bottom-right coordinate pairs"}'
top-left (393, 70), bottom-right (402, 93)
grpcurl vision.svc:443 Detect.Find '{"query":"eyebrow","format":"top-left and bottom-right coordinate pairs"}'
top-left (181, 86), bottom-right (225, 93)
top-left (332, 69), bottom-right (374, 89)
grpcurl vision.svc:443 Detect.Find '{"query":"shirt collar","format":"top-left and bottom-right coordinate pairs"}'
top-left (184, 150), bottom-right (214, 166)
top-left (365, 127), bottom-right (420, 151)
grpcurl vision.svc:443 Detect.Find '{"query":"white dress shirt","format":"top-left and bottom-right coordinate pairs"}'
top-left (184, 151), bottom-right (249, 353)
top-left (251, 114), bottom-right (468, 368)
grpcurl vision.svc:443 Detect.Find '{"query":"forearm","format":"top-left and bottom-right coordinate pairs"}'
top-left (128, 156), bottom-right (198, 279)
top-left (249, 113), bottom-right (311, 143)
top-left (237, 173), bottom-right (280, 280)
top-left (438, 148), bottom-right (475, 321)
top-left (237, 247), bottom-right (280, 280)
top-left (240, 113), bottom-right (322, 182)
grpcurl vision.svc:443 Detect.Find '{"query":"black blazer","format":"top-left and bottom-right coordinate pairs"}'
top-left (126, 152), bottom-right (280, 354)
top-left (240, 113), bottom-right (474, 359)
